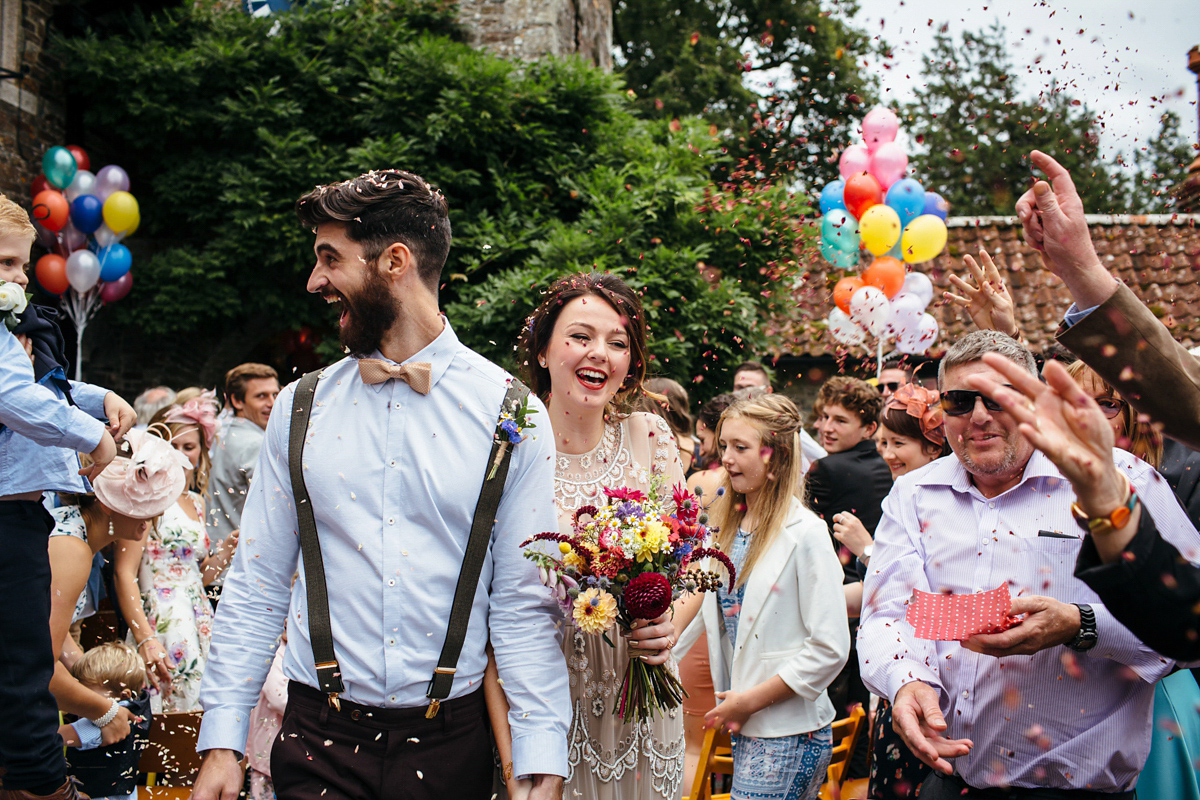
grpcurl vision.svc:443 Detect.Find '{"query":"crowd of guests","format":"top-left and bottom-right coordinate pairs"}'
top-left (2, 150), bottom-right (1199, 800)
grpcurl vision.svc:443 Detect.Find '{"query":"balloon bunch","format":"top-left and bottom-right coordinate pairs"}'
top-left (29, 145), bottom-right (139, 379)
top-left (817, 109), bottom-right (951, 355)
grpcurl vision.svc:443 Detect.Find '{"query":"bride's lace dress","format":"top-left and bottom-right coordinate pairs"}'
top-left (555, 412), bottom-right (687, 800)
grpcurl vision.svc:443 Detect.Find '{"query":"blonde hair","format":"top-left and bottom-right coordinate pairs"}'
top-left (70, 641), bottom-right (145, 696)
top-left (711, 394), bottom-right (807, 588)
top-left (0, 193), bottom-right (36, 241)
top-left (147, 410), bottom-right (212, 495)
top-left (1065, 360), bottom-right (1162, 469)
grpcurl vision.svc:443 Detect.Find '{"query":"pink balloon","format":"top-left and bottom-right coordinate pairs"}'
top-left (869, 141), bottom-right (908, 190)
top-left (100, 271), bottom-right (133, 303)
top-left (862, 108), bottom-right (900, 154)
top-left (838, 145), bottom-right (870, 180)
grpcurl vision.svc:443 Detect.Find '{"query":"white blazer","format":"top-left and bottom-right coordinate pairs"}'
top-left (703, 499), bottom-right (850, 738)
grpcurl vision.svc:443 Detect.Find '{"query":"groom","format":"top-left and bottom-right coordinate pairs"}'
top-left (192, 170), bottom-right (570, 800)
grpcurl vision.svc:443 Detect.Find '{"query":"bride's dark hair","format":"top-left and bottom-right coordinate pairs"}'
top-left (519, 272), bottom-right (650, 416)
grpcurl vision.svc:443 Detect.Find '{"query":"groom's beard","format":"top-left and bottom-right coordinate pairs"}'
top-left (340, 266), bottom-right (400, 358)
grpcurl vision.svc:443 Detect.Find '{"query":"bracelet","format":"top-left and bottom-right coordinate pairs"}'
top-left (135, 636), bottom-right (156, 649)
top-left (90, 698), bottom-right (120, 727)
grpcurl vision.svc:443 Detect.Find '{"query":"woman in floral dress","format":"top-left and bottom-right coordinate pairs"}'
top-left (114, 392), bottom-right (236, 711)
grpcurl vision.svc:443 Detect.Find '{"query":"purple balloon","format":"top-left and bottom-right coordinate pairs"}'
top-left (100, 271), bottom-right (133, 303)
top-left (33, 221), bottom-right (57, 251)
top-left (94, 165), bottom-right (130, 202)
top-left (923, 191), bottom-right (950, 220)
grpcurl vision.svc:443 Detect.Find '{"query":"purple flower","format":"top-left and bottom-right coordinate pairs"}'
top-left (614, 501), bottom-right (645, 519)
top-left (499, 418), bottom-right (522, 443)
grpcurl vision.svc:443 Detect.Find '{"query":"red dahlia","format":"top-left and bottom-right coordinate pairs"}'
top-left (623, 572), bottom-right (672, 621)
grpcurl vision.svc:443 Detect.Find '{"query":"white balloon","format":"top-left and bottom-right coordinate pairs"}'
top-left (92, 224), bottom-right (125, 248)
top-left (64, 170), bottom-right (96, 203)
top-left (886, 292), bottom-right (925, 339)
top-left (897, 313), bottom-right (940, 354)
top-left (828, 308), bottom-right (867, 346)
top-left (849, 286), bottom-right (891, 338)
top-left (59, 221), bottom-right (87, 253)
top-left (65, 250), bottom-right (101, 293)
top-left (901, 271), bottom-right (934, 308)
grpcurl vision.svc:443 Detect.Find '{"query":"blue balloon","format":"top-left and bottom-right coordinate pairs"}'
top-left (819, 180), bottom-right (847, 215)
top-left (70, 195), bottom-right (104, 235)
top-left (923, 191), bottom-right (950, 220)
top-left (886, 178), bottom-right (925, 228)
top-left (97, 243), bottom-right (132, 282)
top-left (820, 239), bottom-right (859, 268)
top-left (820, 210), bottom-right (860, 252)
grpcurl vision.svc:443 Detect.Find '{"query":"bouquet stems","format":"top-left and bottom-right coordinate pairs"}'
top-left (613, 649), bottom-right (687, 722)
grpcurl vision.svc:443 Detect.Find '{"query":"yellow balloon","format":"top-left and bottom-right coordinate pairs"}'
top-left (858, 204), bottom-right (902, 256)
top-left (900, 214), bottom-right (948, 263)
top-left (102, 191), bottom-right (140, 234)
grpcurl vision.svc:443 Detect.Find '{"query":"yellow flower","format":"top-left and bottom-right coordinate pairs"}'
top-left (572, 588), bottom-right (618, 634)
top-left (564, 541), bottom-right (598, 572)
top-left (633, 518), bottom-right (671, 562)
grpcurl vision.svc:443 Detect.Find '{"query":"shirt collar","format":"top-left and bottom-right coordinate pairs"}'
top-left (359, 316), bottom-right (459, 394)
top-left (921, 448), bottom-right (1064, 499)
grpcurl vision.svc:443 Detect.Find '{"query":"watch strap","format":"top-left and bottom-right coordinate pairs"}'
top-left (1066, 603), bottom-right (1098, 652)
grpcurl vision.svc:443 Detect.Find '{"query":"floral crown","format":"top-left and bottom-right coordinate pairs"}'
top-left (163, 389), bottom-right (220, 449)
top-left (886, 383), bottom-right (945, 447)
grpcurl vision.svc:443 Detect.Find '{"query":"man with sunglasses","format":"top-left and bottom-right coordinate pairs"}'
top-left (858, 329), bottom-right (1197, 799)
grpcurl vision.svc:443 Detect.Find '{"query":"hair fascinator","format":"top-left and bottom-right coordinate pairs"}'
top-left (92, 429), bottom-right (191, 519)
top-left (887, 383), bottom-right (945, 447)
top-left (163, 389), bottom-right (220, 449)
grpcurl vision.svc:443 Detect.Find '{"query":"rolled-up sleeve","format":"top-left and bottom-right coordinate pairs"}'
top-left (0, 332), bottom-right (105, 453)
top-left (488, 401), bottom-right (571, 779)
top-left (197, 382), bottom-right (298, 754)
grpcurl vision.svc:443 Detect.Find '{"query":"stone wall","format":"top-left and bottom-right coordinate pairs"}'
top-left (457, 0), bottom-right (612, 71)
top-left (0, 0), bottom-right (65, 204)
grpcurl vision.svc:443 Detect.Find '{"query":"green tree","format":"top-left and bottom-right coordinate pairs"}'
top-left (54, 0), bottom-right (806, 392)
top-left (613, 0), bottom-right (879, 190)
top-left (1122, 111), bottom-right (1197, 213)
top-left (903, 24), bottom-right (1122, 216)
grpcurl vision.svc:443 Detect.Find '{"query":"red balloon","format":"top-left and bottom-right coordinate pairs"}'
top-left (65, 145), bottom-right (91, 172)
top-left (32, 190), bottom-right (69, 233)
top-left (833, 276), bottom-right (865, 314)
top-left (31, 174), bottom-right (50, 198)
top-left (843, 172), bottom-right (884, 220)
top-left (862, 256), bottom-right (906, 299)
top-left (35, 254), bottom-right (69, 294)
top-left (100, 271), bottom-right (133, 303)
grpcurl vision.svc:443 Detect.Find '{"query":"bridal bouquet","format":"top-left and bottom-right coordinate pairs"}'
top-left (523, 480), bottom-right (735, 722)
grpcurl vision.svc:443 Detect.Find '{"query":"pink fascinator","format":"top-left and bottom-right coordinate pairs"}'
top-left (164, 389), bottom-right (219, 449)
top-left (886, 383), bottom-right (945, 447)
top-left (92, 429), bottom-right (191, 519)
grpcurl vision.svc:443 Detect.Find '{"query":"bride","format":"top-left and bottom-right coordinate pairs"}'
top-left (493, 272), bottom-right (686, 800)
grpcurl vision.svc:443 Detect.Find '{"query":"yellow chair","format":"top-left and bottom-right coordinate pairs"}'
top-left (138, 710), bottom-right (204, 799)
top-left (686, 725), bottom-right (734, 800)
top-left (818, 704), bottom-right (867, 800)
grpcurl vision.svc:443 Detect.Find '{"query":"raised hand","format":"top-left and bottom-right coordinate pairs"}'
top-left (944, 251), bottom-right (1019, 338)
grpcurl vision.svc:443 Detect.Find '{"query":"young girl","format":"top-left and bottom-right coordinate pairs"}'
top-left (687, 393), bottom-right (850, 800)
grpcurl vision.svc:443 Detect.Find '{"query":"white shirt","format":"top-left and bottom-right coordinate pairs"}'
top-left (859, 449), bottom-right (1199, 791)
top-left (198, 321), bottom-right (570, 778)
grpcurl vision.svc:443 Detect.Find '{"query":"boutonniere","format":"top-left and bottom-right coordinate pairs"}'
top-left (488, 392), bottom-right (536, 480)
top-left (0, 281), bottom-right (30, 331)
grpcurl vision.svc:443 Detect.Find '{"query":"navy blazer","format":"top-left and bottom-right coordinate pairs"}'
top-left (805, 439), bottom-right (893, 583)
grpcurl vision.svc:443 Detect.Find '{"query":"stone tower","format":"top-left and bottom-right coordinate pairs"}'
top-left (1178, 46), bottom-right (1200, 213)
top-left (457, 0), bottom-right (613, 71)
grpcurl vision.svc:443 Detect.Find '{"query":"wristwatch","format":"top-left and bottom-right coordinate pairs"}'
top-left (860, 544), bottom-right (873, 564)
top-left (1071, 480), bottom-right (1137, 536)
top-left (1066, 603), bottom-right (1098, 652)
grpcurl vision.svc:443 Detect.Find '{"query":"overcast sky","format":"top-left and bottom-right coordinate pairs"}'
top-left (830, 0), bottom-right (1198, 162)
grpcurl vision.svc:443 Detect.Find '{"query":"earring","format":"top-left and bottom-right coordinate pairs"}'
top-left (539, 359), bottom-right (547, 368)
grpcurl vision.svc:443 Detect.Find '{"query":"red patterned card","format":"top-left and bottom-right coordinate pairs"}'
top-left (905, 584), bottom-right (1019, 641)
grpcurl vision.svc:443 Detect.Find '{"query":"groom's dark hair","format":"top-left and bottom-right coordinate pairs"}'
top-left (295, 169), bottom-right (451, 290)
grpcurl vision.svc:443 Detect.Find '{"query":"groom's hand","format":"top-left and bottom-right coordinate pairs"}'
top-left (527, 774), bottom-right (564, 800)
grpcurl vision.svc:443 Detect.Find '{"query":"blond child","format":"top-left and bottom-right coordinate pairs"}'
top-left (61, 642), bottom-right (153, 800)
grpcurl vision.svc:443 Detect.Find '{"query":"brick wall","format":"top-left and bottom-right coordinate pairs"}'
top-left (457, 0), bottom-right (612, 71)
top-left (0, 0), bottom-right (65, 205)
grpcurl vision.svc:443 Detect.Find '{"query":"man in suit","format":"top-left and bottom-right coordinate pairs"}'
top-left (805, 376), bottom-right (891, 778)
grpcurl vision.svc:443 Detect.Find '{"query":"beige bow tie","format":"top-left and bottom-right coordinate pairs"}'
top-left (357, 358), bottom-right (433, 394)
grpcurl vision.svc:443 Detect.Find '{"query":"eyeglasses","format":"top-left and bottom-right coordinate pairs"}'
top-left (940, 389), bottom-right (1010, 417)
top-left (1094, 397), bottom-right (1127, 419)
top-left (882, 382), bottom-right (901, 392)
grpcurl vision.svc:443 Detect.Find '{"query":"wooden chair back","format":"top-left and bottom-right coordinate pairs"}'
top-left (686, 724), bottom-right (734, 800)
top-left (138, 709), bottom-right (204, 792)
top-left (819, 704), bottom-right (867, 799)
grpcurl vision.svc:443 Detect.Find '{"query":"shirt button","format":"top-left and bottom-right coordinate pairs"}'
top-left (389, 460), bottom-right (397, 467)
top-left (388, 638), bottom-right (395, 646)
top-left (988, 502), bottom-right (996, 509)
top-left (962, 690), bottom-right (970, 699)
top-left (390, 695), bottom-right (397, 702)
top-left (387, 517), bottom-right (395, 525)
top-left (394, 403), bottom-right (402, 409)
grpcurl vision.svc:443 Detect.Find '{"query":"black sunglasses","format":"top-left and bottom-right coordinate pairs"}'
top-left (1094, 397), bottom-right (1127, 419)
top-left (940, 388), bottom-right (1011, 417)
top-left (882, 382), bottom-right (901, 392)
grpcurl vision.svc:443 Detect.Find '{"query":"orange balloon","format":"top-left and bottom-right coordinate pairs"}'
top-left (32, 190), bottom-right (69, 233)
top-left (862, 257), bottom-right (906, 299)
top-left (35, 254), bottom-right (69, 294)
top-left (833, 276), bottom-right (865, 313)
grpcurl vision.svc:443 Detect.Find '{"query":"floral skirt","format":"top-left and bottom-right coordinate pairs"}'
top-left (140, 578), bottom-right (212, 713)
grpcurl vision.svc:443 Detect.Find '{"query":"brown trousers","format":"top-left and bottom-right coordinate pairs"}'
top-left (272, 681), bottom-right (493, 800)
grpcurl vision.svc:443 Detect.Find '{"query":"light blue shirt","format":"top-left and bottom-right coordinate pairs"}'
top-left (198, 320), bottom-right (571, 777)
top-left (0, 328), bottom-right (109, 495)
top-left (1061, 302), bottom-right (1099, 329)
